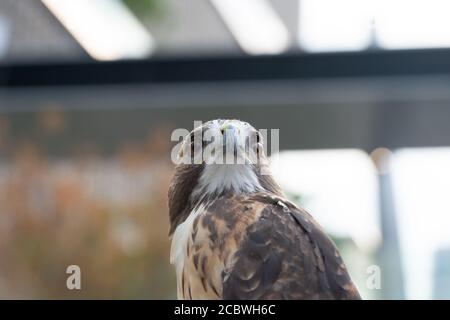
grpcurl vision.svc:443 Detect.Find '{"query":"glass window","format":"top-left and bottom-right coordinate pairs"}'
top-left (392, 148), bottom-right (450, 299)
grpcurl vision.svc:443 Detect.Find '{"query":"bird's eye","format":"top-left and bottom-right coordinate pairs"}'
top-left (255, 132), bottom-right (262, 158)
top-left (189, 133), bottom-right (197, 155)
top-left (189, 130), bottom-right (208, 157)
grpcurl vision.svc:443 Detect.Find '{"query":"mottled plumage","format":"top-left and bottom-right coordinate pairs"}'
top-left (168, 119), bottom-right (360, 300)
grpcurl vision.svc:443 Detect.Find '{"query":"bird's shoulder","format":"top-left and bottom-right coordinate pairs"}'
top-left (197, 192), bottom-right (361, 300)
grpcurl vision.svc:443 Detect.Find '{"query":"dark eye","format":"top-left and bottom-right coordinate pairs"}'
top-left (256, 132), bottom-right (263, 157)
top-left (189, 133), bottom-right (196, 154)
top-left (189, 130), bottom-right (207, 156)
top-left (201, 134), bottom-right (208, 147)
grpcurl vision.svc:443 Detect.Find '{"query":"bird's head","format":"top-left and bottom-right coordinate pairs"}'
top-left (168, 119), bottom-right (282, 234)
top-left (177, 119), bottom-right (264, 165)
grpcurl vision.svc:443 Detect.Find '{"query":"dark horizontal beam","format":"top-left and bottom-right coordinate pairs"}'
top-left (2, 48), bottom-right (450, 87)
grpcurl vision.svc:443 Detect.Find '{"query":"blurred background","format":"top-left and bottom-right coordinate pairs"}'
top-left (1, 0), bottom-right (450, 299)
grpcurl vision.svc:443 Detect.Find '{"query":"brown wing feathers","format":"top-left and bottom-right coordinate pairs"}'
top-left (288, 207), bottom-right (361, 299)
top-left (221, 193), bottom-right (361, 300)
top-left (179, 192), bottom-right (360, 300)
top-left (222, 215), bottom-right (283, 299)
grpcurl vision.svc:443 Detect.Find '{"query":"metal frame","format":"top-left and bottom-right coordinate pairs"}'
top-left (2, 48), bottom-right (450, 87)
top-left (1, 48), bottom-right (450, 151)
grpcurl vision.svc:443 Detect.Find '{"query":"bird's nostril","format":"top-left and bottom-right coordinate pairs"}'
top-left (220, 128), bottom-right (225, 135)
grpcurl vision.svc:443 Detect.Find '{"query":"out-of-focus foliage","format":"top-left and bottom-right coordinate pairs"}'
top-left (121, 0), bottom-right (165, 19)
top-left (0, 111), bottom-right (176, 299)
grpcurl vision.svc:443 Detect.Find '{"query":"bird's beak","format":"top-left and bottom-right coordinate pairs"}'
top-left (221, 124), bottom-right (240, 158)
top-left (221, 124), bottom-right (237, 141)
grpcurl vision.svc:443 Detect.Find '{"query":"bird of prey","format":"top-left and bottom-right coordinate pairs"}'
top-left (168, 119), bottom-right (361, 300)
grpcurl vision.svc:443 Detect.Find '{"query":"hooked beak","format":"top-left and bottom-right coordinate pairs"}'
top-left (221, 124), bottom-right (239, 157)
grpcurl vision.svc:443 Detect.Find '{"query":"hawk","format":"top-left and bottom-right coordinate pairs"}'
top-left (168, 119), bottom-right (361, 300)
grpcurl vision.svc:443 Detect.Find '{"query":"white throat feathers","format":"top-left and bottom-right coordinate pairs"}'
top-left (191, 164), bottom-right (263, 203)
